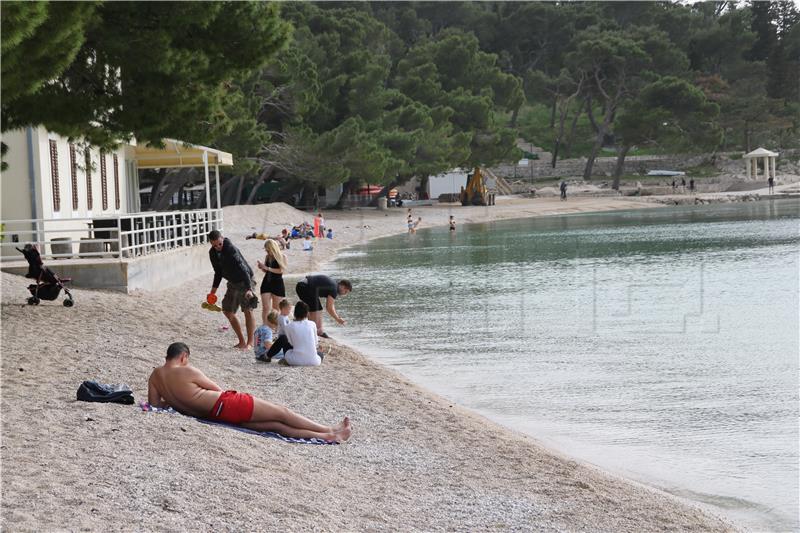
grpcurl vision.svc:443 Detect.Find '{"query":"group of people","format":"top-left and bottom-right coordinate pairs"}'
top-left (246, 213), bottom-right (334, 250)
top-left (207, 230), bottom-right (351, 363)
top-left (671, 177), bottom-right (696, 194)
top-left (145, 228), bottom-right (355, 443)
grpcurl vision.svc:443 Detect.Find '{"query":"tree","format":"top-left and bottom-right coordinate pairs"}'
top-left (2, 1), bottom-right (290, 148)
top-left (612, 77), bottom-right (720, 189)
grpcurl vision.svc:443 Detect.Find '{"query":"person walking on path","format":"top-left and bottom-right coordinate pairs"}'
top-left (148, 342), bottom-right (351, 441)
top-left (681, 177), bottom-right (686, 193)
top-left (295, 274), bottom-right (351, 337)
top-left (208, 230), bottom-right (258, 350)
top-left (257, 239), bottom-right (287, 321)
top-left (671, 179), bottom-right (676, 193)
top-left (560, 181), bottom-right (568, 201)
top-left (689, 178), bottom-right (695, 194)
top-left (768, 176), bottom-right (775, 194)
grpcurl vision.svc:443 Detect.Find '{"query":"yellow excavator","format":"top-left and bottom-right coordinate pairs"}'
top-left (460, 167), bottom-right (495, 206)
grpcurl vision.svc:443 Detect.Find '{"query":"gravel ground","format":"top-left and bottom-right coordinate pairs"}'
top-left (1, 196), bottom-right (737, 531)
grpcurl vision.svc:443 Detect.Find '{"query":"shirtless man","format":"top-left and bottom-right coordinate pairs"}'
top-left (148, 342), bottom-right (352, 442)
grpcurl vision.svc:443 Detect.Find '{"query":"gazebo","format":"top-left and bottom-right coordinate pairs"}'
top-left (743, 147), bottom-right (779, 180)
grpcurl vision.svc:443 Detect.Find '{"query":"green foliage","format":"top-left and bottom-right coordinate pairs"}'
top-left (1, 1), bottom-right (97, 103)
top-left (2, 1), bottom-right (290, 148)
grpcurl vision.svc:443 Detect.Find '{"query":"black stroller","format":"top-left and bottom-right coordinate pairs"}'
top-left (17, 244), bottom-right (75, 307)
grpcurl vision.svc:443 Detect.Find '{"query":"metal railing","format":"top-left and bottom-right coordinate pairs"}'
top-left (0, 208), bottom-right (223, 262)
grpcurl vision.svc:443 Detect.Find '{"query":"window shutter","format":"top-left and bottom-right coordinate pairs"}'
top-left (85, 149), bottom-right (93, 210)
top-left (113, 154), bottom-right (121, 210)
top-left (49, 140), bottom-right (60, 212)
top-left (100, 151), bottom-right (108, 210)
top-left (69, 144), bottom-right (79, 210)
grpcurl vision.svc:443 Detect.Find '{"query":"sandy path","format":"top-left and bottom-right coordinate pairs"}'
top-left (0, 196), bottom-right (736, 531)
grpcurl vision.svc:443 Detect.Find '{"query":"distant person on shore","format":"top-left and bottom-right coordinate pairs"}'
top-left (246, 230), bottom-right (290, 250)
top-left (148, 342), bottom-right (351, 441)
top-left (560, 181), bottom-right (568, 200)
top-left (689, 178), bottom-right (695, 194)
top-left (681, 177), bottom-right (686, 193)
top-left (768, 176), bottom-right (775, 193)
top-left (449, 215), bottom-right (456, 232)
top-left (295, 275), bottom-right (351, 337)
top-left (671, 179), bottom-right (676, 193)
top-left (257, 239), bottom-right (286, 320)
top-left (254, 310), bottom-right (280, 362)
top-left (208, 230), bottom-right (257, 350)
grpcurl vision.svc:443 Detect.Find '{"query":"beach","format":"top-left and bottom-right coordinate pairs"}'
top-left (1, 195), bottom-right (739, 531)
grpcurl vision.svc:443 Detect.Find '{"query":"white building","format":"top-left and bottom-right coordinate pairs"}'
top-left (1, 127), bottom-right (232, 291)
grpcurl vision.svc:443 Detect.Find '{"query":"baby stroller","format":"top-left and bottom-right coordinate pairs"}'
top-left (17, 244), bottom-right (75, 307)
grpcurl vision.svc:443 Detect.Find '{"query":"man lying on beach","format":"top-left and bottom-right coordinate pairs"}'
top-left (148, 342), bottom-right (352, 442)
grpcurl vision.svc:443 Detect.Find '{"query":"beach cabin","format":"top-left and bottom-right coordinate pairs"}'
top-left (0, 127), bottom-right (233, 292)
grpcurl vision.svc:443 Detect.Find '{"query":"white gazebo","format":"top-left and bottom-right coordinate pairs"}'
top-left (743, 147), bottom-right (779, 180)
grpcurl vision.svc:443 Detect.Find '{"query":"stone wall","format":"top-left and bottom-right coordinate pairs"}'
top-left (492, 154), bottom-right (709, 180)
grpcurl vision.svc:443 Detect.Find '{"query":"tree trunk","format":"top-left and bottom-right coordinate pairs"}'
top-left (509, 105), bottom-right (520, 128)
top-left (563, 101), bottom-right (584, 158)
top-left (549, 95), bottom-right (557, 128)
top-left (368, 179), bottom-right (400, 207)
top-left (152, 169), bottom-right (195, 211)
top-left (335, 179), bottom-right (359, 209)
top-left (583, 102), bottom-right (615, 181)
top-left (611, 145), bottom-right (631, 190)
top-left (234, 175), bottom-right (246, 205)
top-left (146, 169), bottom-right (169, 210)
top-left (245, 166), bottom-right (274, 205)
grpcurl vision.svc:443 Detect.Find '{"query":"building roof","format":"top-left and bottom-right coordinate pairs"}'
top-left (743, 147), bottom-right (779, 158)
top-left (134, 139), bottom-right (233, 169)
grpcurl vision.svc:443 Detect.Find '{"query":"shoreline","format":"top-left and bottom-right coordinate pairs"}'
top-left (1, 195), bottom-right (739, 531)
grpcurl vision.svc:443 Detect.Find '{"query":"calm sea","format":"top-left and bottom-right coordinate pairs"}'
top-left (328, 199), bottom-right (800, 531)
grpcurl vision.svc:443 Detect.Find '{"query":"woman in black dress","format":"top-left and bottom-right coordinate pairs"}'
top-left (257, 239), bottom-right (287, 324)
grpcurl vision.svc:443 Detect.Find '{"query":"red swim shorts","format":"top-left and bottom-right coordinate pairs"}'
top-left (208, 390), bottom-right (254, 424)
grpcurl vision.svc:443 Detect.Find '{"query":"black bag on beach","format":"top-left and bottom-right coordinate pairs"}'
top-left (77, 381), bottom-right (135, 405)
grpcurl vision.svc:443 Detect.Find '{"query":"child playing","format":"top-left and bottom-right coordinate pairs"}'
top-left (326, 228), bottom-right (334, 239)
top-left (277, 299), bottom-right (292, 338)
top-left (449, 215), bottom-right (456, 232)
top-left (303, 235), bottom-right (313, 251)
top-left (254, 310), bottom-right (280, 362)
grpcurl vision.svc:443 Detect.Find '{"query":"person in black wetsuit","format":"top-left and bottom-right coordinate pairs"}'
top-left (294, 274), bottom-right (352, 337)
top-left (208, 230), bottom-right (257, 350)
top-left (256, 239), bottom-right (287, 323)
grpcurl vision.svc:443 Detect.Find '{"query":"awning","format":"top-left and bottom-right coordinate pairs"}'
top-left (134, 138), bottom-right (233, 169)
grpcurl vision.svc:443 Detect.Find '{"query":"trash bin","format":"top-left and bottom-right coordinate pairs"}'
top-left (51, 237), bottom-right (73, 259)
top-left (377, 197), bottom-right (388, 210)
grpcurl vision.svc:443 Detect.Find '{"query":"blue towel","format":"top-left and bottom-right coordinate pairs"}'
top-left (141, 402), bottom-right (337, 445)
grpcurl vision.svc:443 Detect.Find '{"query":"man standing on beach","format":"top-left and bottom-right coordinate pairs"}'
top-left (208, 230), bottom-right (258, 350)
top-left (148, 342), bottom-right (351, 441)
top-left (295, 275), bottom-right (351, 337)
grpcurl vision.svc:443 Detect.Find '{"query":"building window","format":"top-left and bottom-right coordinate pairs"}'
top-left (49, 140), bottom-right (60, 212)
top-left (113, 154), bottom-right (121, 210)
top-left (100, 151), bottom-right (108, 210)
top-left (85, 149), bottom-right (93, 210)
top-left (69, 144), bottom-right (79, 210)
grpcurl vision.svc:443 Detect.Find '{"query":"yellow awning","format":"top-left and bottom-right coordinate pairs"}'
top-left (134, 138), bottom-right (233, 169)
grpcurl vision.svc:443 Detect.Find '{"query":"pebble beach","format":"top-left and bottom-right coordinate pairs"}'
top-left (0, 196), bottom-right (739, 531)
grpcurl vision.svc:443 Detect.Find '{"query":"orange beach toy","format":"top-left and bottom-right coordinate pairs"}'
top-left (206, 293), bottom-right (218, 305)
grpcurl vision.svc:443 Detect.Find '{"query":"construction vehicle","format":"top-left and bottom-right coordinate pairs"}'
top-left (460, 167), bottom-right (496, 206)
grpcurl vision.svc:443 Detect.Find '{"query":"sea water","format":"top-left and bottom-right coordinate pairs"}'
top-left (328, 199), bottom-right (800, 531)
